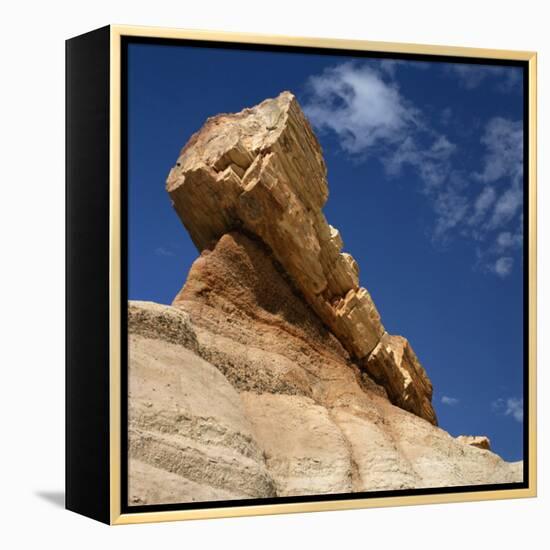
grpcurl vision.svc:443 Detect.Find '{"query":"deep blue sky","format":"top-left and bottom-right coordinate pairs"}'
top-left (127, 42), bottom-right (525, 462)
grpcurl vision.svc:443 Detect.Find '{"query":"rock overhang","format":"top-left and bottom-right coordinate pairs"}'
top-left (166, 90), bottom-right (438, 425)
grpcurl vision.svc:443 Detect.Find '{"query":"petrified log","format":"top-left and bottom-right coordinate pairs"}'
top-left (166, 91), bottom-right (437, 425)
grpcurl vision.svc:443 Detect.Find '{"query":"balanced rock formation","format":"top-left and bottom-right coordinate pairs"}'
top-left (127, 92), bottom-right (522, 506)
top-left (166, 91), bottom-right (435, 424)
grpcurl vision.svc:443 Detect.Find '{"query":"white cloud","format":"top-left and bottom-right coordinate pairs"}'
top-left (505, 397), bottom-right (524, 422)
top-left (432, 185), bottom-right (469, 240)
top-left (491, 398), bottom-right (504, 410)
top-left (445, 64), bottom-right (522, 92)
top-left (475, 117), bottom-right (523, 185)
top-left (493, 257), bottom-right (514, 278)
top-left (304, 62), bottom-right (466, 247)
top-left (492, 397), bottom-right (523, 422)
top-left (302, 63), bottom-right (524, 277)
top-left (475, 186), bottom-right (496, 211)
top-left (469, 118), bottom-right (524, 274)
top-left (304, 61), bottom-right (457, 197)
top-left (463, 118), bottom-right (524, 274)
top-left (441, 395), bottom-right (459, 406)
top-left (468, 186), bottom-right (496, 227)
top-left (497, 231), bottom-right (522, 250)
top-left (304, 62), bottom-right (420, 154)
top-left (449, 65), bottom-right (487, 89)
top-left (495, 217), bottom-right (523, 254)
top-left (475, 118), bottom-right (523, 235)
top-left (155, 246), bottom-right (175, 257)
top-left (385, 135), bottom-right (456, 191)
top-left (378, 59), bottom-right (401, 78)
top-left (488, 187), bottom-right (523, 229)
top-left (378, 59), bottom-right (431, 78)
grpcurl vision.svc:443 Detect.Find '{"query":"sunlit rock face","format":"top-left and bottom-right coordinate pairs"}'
top-left (166, 91), bottom-right (435, 423)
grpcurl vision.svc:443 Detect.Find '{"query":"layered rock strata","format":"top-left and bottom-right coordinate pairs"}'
top-left (166, 91), bottom-right (435, 423)
top-left (366, 334), bottom-right (436, 425)
top-left (128, 232), bottom-right (522, 504)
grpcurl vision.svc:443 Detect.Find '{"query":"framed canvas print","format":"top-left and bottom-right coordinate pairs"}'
top-left (66, 25), bottom-right (537, 525)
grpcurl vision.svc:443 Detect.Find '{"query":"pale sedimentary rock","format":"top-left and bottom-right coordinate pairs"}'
top-left (365, 333), bottom-right (436, 425)
top-left (241, 393), bottom-right (354, 496)
top-left (128, 331), bottom-right (276, 505)
top-left (128, 297), bottom-right (522, 503)
top-left (456, 435), bottom-right (492, 451)
top-left (166, 91), bottom-right (435, 423)
top-left (128, 234), bottom-right (521, 503)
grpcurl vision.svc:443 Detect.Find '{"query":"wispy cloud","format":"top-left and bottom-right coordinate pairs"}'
top-left (492, 397), bottom-right (524, 422)
top-left (155, 246), bottom-right (175, 257)
top-left (473, 117), bottom-right (524, 276)
top-left (496, 229), bottom-right (523, 250)
top-left (378, 59), bottom-right (431, 78)
top-left (302, 61), bottom-right (524, 277)
top-left (431, 174), bottom-right (469, 240)
top-left (475, 117), bottom-right (523, 187)
top-left (442, 119), bottom-right (523, 277)
top-left (492, 257), bottom-right (514, 278)
top-left (384, 135), bottom-right (456, 192)
top-left (505, 397), bottom-right (524, 422)
top-left (304, 62), bottom-right (421, 154)
top-left (469, 186), bottom-right (496, 227)
top-left (444, 64), bottom-right (522, 92)
top-left (303, 61), bottom-right (460, 237)
top-left (441, 395), bottom-right (460, 406)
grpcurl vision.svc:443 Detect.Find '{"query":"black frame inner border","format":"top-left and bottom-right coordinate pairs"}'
top-left (120, 35), bottom-right (530, 515)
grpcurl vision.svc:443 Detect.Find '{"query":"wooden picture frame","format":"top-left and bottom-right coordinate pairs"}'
top-left (66, 25), bottom-right (537, 525)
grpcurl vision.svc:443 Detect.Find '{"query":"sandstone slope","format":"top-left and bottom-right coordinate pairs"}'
top-left (128, 233), bottom-right (522, 504)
